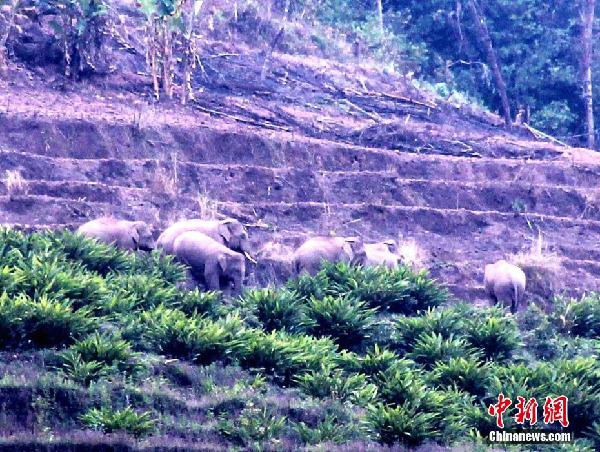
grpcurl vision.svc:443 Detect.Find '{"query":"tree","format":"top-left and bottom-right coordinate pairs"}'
top-left (580, 0), bottom-right (595, 148)
top-left (0, 0), bottom-right (19, 75)
top-left (465, 0), bottom-right (511, 125)
top-left (376, 0), bottom-right (384, 35)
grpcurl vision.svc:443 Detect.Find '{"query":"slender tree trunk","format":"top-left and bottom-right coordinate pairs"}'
top-left (466, 0), bottom-right (511, 126)
top-left (0, 0), bottom-right (19, 75)
top-left (581, 0), bottom-right (595, 148)
top-left (376, 0), bottom-right (384, 35)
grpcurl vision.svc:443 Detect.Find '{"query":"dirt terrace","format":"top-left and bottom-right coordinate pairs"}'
top-left (1, 28), bottom-right (600, 303)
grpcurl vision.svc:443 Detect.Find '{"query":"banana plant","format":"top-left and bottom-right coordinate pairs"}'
top-left (42, 0), bottom-right (108, 77)
top-left (138, 0), bottom-right (203, 101)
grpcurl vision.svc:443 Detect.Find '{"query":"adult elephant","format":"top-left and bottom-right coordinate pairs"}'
top-left (77, 217), bottom-right (155, 251)
top-left (484, 259), bottom-right (526, 314)
top-left (292, 236), bottom-right (367, 276)
top-left (173, 231), bottom-right (245, 296)
top-left (157, 218), bottom-right (253, 261)
top-left (364, 240), bottom-right (400, 269)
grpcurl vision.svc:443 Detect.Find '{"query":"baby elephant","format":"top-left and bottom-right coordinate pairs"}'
top-left (173, 231), bottom-right (246, 296)
top-left (484, 260), bottom-right (526, 314)
top-left (77, 217), bottom-right (155, 251)
top-left (157, 218), bottom-right (254, 262)
top-left (364, 240), bottom-right (400, 269)
top-left (293, 236), bottom-right (367, 276)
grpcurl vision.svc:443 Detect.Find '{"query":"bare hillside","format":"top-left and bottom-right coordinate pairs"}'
top-left (1, 1), bottom-right (600, 304)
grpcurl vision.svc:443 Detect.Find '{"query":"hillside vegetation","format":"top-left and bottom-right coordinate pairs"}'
top-left (0, 229), bottom-right (599, 450)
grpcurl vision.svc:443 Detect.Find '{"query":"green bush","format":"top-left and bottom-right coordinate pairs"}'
top-left (408, 333), bottom-right (478, 369)
top-left (303, 295), bottom-right (376, 348)
top-left (48, 231), bottom-right (132, 275)
top-left (176, 289), bottom-right (222, 318)
top-left (394, 307), bottom-right (466, 353)
top-left (231, 330), bottom-right (337, 383)
top-left (430, 356), bottom-right (491, 397)
top-left (105, 274), bottom-right (180, 312)
top-left (561, 294), bottom-right (600, 338)
top-left (130, 250), bottom-right (187, 286)
top-left (130, 305), bottom-right (235, 364)
top-left (360, 344), bottom-right (401, 376)
top-left (56, 349), bottom-right (107, 385)
top-left (218, 404), bottom-right (285, 445)
top-left (16, 253), bottom-right (107, 309)
top-left (296, 413), bottom-right (356, 445)
top-left (368, 403), bottom-right (439, 447)
top-left (296, 365), bottom-right (378, 404)
top-left (0, 292), bottom-right (96, 349)
top-left (240, 288), bottom-right (306, 333)
top-left (80, 406), bottom-right (156, 438)
top-left (464, 315), bottom-right (521, 361)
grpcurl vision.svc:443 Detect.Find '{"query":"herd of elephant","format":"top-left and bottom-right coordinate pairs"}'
top-left (76, 217), bottom-right (527, 312)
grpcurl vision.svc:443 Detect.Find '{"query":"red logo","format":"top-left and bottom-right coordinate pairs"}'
top-left (543, 396), bottom-right (569, 428)
top-left (488, 395), bottom-right (569, 429)
top-left (488, 393), bottom-right (512, 428)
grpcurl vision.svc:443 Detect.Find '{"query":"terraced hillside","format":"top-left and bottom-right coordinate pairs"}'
top-left (1, 6), bottom-right (600, 303)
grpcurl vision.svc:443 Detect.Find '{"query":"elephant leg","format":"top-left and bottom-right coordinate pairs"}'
top-left (204, 262), bottom-right (221, 292)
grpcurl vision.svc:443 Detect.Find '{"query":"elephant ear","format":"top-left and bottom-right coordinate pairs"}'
top-left (217, 254), bottom-right (228, 273)
top-left (218, 221), bottom-right (232, 244)
top-left (129, 223), bottom-right (140, 245)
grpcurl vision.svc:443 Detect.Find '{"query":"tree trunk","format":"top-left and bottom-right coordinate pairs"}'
top-left (466, 0), bottom-right (511, 126)
top-left (376, 0), bottom-right (384, 35)
top-left (581, 0), bottom-right (595, 149)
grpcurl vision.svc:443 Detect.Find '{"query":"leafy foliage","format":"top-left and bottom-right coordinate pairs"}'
top-left (80, 406), bottom-right (156, 437)
top-left (240, 288), bottom-right (306, 333)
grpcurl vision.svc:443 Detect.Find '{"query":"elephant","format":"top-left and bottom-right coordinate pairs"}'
top-left (76, 217), bottom-right (155, 251)
top-left (364, 241), bottom-right (400, 269)
top-left (157, 218), bottom-right (254, 262)
top-left (172, 231), bottom-right (246, 296)
top-left (484, 259), bottom-right (526, 314)
top-left (292, 236), bottom-right (367, 275)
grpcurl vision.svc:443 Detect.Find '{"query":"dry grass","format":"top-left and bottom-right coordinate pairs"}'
top-left (152, 155), bottom-right (179, 197)
top-left (3, 170), bottom-right (28, 196)
top-left (397, 238), bottom-right (428, 270)
top-left (509, 232), bottom-right (562, 302)
top-left (197, 193), bottom-right (220, 220)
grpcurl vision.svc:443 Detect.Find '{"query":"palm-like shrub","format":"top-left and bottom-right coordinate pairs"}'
top-left (377, 364), bottom-right (430, 407)
top-left (408, 333), bottom-right (477, 369)
top-left (56, 349), bottom-right (106, 385)
top-left (430, 356), bottom-right (491, 397)
top-left (80, 406), bottom-right (156, 438)
top-left (296, 365), bottom-right (378, 404)
top-left (69, 332), bottom-right (141, 376)
top-left (368, 403), bottom-right (440, 446)
top-left (130, 305), bottom-right (234, 363)
top-left (394, 307), bottom-right (466, 353)
top-left (240, 288), bottom-right (306, 333)
top-left (16, 253), bottom-right (107, 309)
top-left (0, 292), bottom-right (96, 349)
top-left (296, 413), bottom-right (356, 445)
top-left (360, 344), bottom-right (402, 376)
top-left (286, 271), bottom-right (329, 301)
top-left (303, 295), bottom-right (376, 349)
top-left (130, 250), bottom-right (187, 286)
top-left (176, 289), bottom-right (222, 318)
top-left (49, 231), bottom-right (131, 275)
top-left (231, 330), bottom-right (337, 383)
top-left (464, 315), bottom-right (521, 361)
top-left (561, 293), bottom-right (600, 338)
top-left (105, 274), bottom-right (180, 312)
top-left (218, 404), bottom-right (285, 445)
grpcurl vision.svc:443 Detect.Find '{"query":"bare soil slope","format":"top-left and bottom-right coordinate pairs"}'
top-left (1, 3), bottom-right (600, 303)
